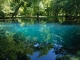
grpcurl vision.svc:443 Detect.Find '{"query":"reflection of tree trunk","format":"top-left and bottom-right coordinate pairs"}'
top-left (54, 13), bottom-right (59, 22)
top-left (37, 13), bottom-right (39, 23)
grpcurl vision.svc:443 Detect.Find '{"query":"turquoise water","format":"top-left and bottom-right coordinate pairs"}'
top-left (0, 22), bottom-right (76, 41)
top-left (0, 22), bottom-right (80, 60)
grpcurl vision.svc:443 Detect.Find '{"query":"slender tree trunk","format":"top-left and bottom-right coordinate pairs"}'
top-left (12, 2), bottom-right (24, 17)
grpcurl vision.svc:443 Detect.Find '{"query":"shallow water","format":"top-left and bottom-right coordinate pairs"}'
top-left (0, 22), bottom-right (80, 60)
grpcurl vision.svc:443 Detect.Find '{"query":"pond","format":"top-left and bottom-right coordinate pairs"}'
top-left (0, 18), bottom-right (80, 60)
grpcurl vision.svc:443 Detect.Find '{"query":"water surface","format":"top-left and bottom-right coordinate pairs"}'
top-left (0, 22), bottom-right (80, 60)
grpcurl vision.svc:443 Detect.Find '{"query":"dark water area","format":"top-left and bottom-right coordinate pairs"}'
top-left (0, 21), bottom-right (80, 60)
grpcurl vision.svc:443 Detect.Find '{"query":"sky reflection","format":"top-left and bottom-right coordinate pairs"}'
top-left (28, 48), bottom-right (56, 60)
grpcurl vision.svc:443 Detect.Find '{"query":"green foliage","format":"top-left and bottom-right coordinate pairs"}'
top-left (0, 28), bottom-right (31, 59)
top-left (0, 25), bottom-right (53, 60)
top-left (0, 0), bottom-right (80, 24)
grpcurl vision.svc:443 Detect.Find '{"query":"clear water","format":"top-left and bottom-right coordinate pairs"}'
top-left (0, 21), bottom-right (80, 60)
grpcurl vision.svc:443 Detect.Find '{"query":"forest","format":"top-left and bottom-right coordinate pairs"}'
top-left (0, 0), bottom-right (80, 60)
top-left (0, 0), bottom-right (80, 24)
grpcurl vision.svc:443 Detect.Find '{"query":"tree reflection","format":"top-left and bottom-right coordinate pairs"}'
top-left (61, 27), bottom-right (80, 54)
top-left (0, 26), bottom-right (53, 60)
top-left (54, 26), bottom-right (80, 60)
